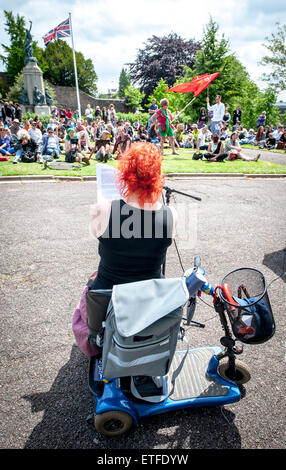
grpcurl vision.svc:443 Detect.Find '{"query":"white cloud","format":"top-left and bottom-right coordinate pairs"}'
top-left (0, 0), bottom-right (285, 99)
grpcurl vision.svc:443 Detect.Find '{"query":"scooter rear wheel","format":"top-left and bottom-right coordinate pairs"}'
top-left (94, 410), bottom-right (133, 437)
top-left (218, 358), bottom-right (251, 385)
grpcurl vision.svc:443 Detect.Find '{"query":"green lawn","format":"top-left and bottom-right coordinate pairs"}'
top-left (0, 147), bottom-right (285, 177)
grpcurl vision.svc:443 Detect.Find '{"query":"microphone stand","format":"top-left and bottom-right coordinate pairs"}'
top-left (162, 185), bottom-right (202, 276)
top-left (161, 185), bottom-right (205, 329)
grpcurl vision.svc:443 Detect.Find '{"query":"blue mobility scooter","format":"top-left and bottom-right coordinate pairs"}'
top-left (86, 255), bottom-right (275, 437)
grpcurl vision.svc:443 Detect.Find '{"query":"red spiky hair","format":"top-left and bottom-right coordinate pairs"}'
top-left (116, 142), bottom-right (165, 207)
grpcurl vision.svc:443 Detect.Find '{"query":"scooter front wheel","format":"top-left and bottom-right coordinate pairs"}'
top-left (94, 410), bottom-right (133, 437)
top-left (218, 358), bottom-right (251, 385)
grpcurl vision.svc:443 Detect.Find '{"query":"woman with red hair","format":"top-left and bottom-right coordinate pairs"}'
top-left (89, 142), bottom-right (177, 290)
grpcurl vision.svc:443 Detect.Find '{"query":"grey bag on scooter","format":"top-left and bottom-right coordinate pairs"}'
top-left (102, 278), bottom-right (189, 379)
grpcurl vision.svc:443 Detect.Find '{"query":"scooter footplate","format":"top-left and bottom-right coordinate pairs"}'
top-left (167, 348), bottom-right (229, 401)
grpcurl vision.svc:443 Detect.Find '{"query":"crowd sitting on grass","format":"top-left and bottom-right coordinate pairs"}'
top-left (0, 100), bottom-right (285, 167)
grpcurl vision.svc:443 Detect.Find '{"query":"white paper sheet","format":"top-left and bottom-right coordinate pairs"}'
top-left (96, 163), bottom-right (121, 201)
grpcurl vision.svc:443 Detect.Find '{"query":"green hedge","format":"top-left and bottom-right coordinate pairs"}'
top-left (22, 112), bottom-right (52, 123)
top-left (116, 112), bottom-right (149, 126)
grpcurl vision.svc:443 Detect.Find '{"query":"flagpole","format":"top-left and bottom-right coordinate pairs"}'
top-left (69, 12), bottom-right (81, 119)
top-left (173, 96), bottom-right (196, 122)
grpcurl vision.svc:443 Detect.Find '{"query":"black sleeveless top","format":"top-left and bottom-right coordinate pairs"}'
top-left (90, 199), bottom-right (173, 289)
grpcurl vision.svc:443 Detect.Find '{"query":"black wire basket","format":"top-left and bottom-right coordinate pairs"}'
top-left (220, 268), bottom-right (275, 344)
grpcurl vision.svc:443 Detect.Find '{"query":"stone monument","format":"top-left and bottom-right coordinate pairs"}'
top-left (19, 21), bottom-right (52, 116)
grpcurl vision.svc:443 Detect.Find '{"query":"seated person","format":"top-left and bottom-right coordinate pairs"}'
top-left (277, 129), bottom-right (286, 149)
top-left (196, 126), bottom-right (209, 150)
top-left (239, 128), bottom-right (256, 145)
top-left (184, 133), bottom-right (194, 148)
top-left (0, 126), bottom-right (15, 156)
top-left (224, 132), bottom-right (261, 161)
top-left (41, 128), bottom-right (61, 162)
top-left (236, 125), bottom-right (248, 140)
top-left (56, 122), bottom-right (66, 144)
top-left (174, 123), bottom-right (185, 148)
top-left (106, 123), bottom-right (115, 144)
top-left (90, 130), bottom-right (112, 158)
top-left (95, 144), bottom-right (112, 163)
top-left (254, 126), bottom-right (266, 147)
top-left (136, 124), bottom-right (148, 142)
top-left (264, 133), bottom-right (277, 150)
top-left (28, 121), bottom-right (43, 149)
top-left (133, 119), bottom-right (140, 132)
top-left (112, 127), bottom-right (132, 158)
top-left (124, 121), bottom-right (134, 139)
top-left (78, 129), bottom-right (92, 153)
top-left (203, 134), bottom-right (228, 162)
top-left (89, 141), bottom-right (178, 290)
top-left (65, 128), bottom-right (90, 165)
top-left (148, 123), bottom-right (160, 145)
top-left (13, 129), bottom-right (41, 163)
top-left (191, 124), bottom-right (199, 148)
top-left (272, 125), bottom-right (284, 144)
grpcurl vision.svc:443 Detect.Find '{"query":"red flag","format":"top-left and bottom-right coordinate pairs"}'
top-left (167, 72), bottom-right (220, 97)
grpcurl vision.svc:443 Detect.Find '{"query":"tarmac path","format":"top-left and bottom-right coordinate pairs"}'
top-left (0, 177), bottom-right (285, 451)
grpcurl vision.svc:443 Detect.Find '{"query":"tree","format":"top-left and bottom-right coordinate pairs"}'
top-left (128, 32), bottom-right (201, 97)
top-left (42, 40), bottom-right (98, 96)
top-left (0, 11), bottom-right (26, 83)
top-left (118, 68), bottom-right (131, 98)
top-left (0, 11), bottom-right (48, 83)
top-left (259, 22), bottom-right (286, 92)
top-left (147, 78), bottom-right (183, 112)
top-left (173, 17), bottom-right (280, 129)
top-left (124, 85), bottom-right (145, 111)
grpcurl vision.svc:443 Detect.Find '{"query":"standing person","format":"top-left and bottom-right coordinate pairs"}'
top-left (4, 102), bottom-right (14, 124)
top-left (232, 106), bottom-right (242, 126)
top-left (107, 104), bottom-right (117, 125)
top-left (85, 104), bottom-right (94, 124)
top-left (147, 98), bottom-right (158, 130)
top-left (197, 107), bottom-right (207, 129)
top-left (101, 106), bottom-right (108, 124)
top-left (206, 94), bottom-right (225, 136)
top-left (151, 98), bottom-right (178, 155)
top-left (256, 111), bottom-right (266, 128)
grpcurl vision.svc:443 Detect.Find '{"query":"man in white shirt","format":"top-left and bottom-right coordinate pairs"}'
top-left (207, 95), bottom-right (225, 135)
top-left (272, 125), bottom-right (284, 143)
top-left (196, 126), bottom-right (209, 150)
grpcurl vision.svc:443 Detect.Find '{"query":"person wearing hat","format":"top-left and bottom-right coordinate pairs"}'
top-left (10, 119), bottom-right (21, 136)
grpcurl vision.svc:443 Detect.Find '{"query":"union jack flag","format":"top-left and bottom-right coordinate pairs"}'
top-left (43, 18), bottom-right (71, 46)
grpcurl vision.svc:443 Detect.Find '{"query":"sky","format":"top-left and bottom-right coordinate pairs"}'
top-left (0, 0), bottom-right (285, 100)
